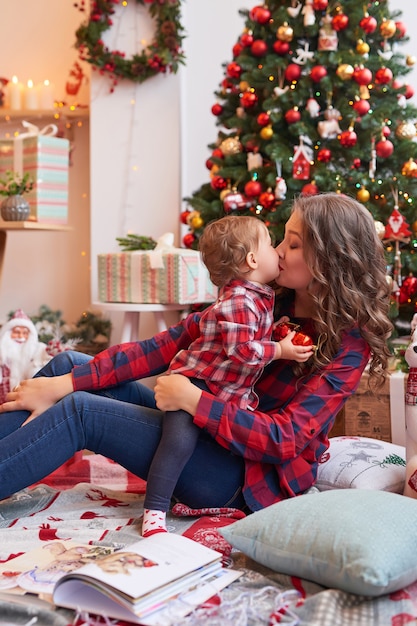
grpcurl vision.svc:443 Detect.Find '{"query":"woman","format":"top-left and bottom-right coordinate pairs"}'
top-left (0, 193), bottom-right (392, 511)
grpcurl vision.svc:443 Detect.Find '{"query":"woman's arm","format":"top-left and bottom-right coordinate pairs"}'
top-left (72, 312), bottom-right (202, 391)
top-left (156, 327), bottom-right (370, 464)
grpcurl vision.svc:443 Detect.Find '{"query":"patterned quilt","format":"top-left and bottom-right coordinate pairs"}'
top-left (0, 453), bottom-right (416, 626)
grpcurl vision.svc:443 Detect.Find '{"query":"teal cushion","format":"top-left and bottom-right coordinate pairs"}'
top-left (220, 489), bottom-right (417, 596)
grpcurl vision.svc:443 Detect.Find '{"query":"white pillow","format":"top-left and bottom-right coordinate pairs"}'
top-left (316, 436), bottom-right (406, 493)
top-left (220, 489), bottom-right (417, 596)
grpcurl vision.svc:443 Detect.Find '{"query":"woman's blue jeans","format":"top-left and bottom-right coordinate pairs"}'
top-left (0, 352), bottom-right (246, 509)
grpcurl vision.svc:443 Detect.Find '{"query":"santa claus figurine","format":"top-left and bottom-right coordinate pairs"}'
top-left (0, 309), bottom-right (52, 403)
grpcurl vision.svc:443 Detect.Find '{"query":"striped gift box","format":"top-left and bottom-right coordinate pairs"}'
top-left (0, 135), bottom-right (69, 224)
top-left (98, 250), bottom-right (218, 304)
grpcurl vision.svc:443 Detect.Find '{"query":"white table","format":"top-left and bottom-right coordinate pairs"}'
top-left (92, 302), bottom-right (188, 343)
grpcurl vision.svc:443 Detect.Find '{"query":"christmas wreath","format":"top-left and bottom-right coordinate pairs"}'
top-left (75, 0), bottom-right (186, 90)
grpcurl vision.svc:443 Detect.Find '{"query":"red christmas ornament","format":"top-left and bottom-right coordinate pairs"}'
top-left (359, 15), bottom-right (377, 34)
top-left (211, 103), bottom-right (223, 116)
top-left (212, 148), bottom-right (224, 159)
top-left (382, 125), bottom-right (391, 137)
top-left (301, 183), bottom-right (319, 195)
top-left (205, 157), bottom-right (214, 170)
top-left (384, 207), bottom-right (412, 240)
top-left (375, 67), bottom-right (393, 85)
top-left (180, 211), bottom-right (191, 225)
top-left (257, 112), bottom-right (271, 126)
top-left (353, 66), bottom-right (373, 85)
top-left (285, 108), bottom-right (301, 124)
top-left (232, 43), bottom-right (243, 57)
top-left (226, 62), bottom-right (242, 79)
top-left (285, 64), bottom-right (302, 82)
top-left (241, 91), bottom-right (258, 108)
top-left (353, 99), bottom-right (370, 116)
top-left (249, 6), bottom-right (271, 24)
top-left (251, 40), bottom-right (268, 57)
top-left (352, 158), bottom-right (361, 169)
top-left (310, 65), bottom-right (327, 82)
top-left (275, 322), bottom-right (314, 346)
top-left (210, 175), bottom-right (228, 191)
top-left (405, 84), bottom-right (415, 99)
top-left (332, 13), bottom-right (349, 31)
top-left (317, 148), bottom-right (332, 162)
top-left (313, 0), bottom-right (328, 9)
top-left (240, 32), bottom-right (254, 47)
top-left (273, 40), bottom-right (290, 55)
top-left (244, 180), bottom-right (262, 197)
top-left (182, 233), bottom-right (196, 248)
top-left (375, 139), bottom-right (394, 158)
top-left (258, 190), bottom-right (276, 209)
top-left (395, 21), bottom-right (407, 38)
top-left (223, 191), bottom-right (252, 213)
top-left (339, 129), bottom-right (358, 147)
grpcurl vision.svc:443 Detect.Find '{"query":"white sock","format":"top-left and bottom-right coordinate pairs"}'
top-left (142, 508), bottom-right (167, 537)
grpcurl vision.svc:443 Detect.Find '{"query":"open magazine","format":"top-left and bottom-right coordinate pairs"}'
top-left (0, 534), bottom-right (241, 625)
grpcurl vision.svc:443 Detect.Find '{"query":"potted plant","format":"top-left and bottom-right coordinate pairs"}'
top-left (0, 170), bottom-right (34, 221)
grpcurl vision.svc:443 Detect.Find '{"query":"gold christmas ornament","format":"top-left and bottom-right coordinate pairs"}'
top-left (239, 80), bottom-right (250, 92)
top-left (210, 164), bottom-right (220, 178)
top-left (336, 64), bottom-right (354, 80)
top-left (412, 220), bottom-right (417, 233)
top-left (260, 125), bottom-right (274, 140)
top-left (396, 121), bottom-right (417, 140)
top-left (186, 210), bottom-right (201, 227)
top-left (220, 188), bottom-right (232, 201)
top-left (357, 187), bottom-right (370, 203)
top-left (190, 214), bottom-right (204, 230)
top-left (356, 39), bottom-right (370, 55)
top-left (219, 137), bottom-right (242, 156)
top-left (402, 158), bottom-right (417, 177)
top-left (407, 55), bottom-right (417, 66)
top-left (277, 22), bottom-right (294, 42)
top-left (380, 18), bottom-right (396, 38)
top-left (375, 221), bottom-right (386, 239)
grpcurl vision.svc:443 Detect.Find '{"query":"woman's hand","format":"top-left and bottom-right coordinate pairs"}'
top-left (0, 373), bottom-right (74, 426)
top-left (154, 374), bottom-right (202, 415)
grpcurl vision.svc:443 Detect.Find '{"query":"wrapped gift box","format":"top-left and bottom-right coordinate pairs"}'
top-left (0, 127), bottom-right (69, 224)
top-left (330, 371), bottom-right (406, 445)
top-left (98, 249), bottom-right (218, 305)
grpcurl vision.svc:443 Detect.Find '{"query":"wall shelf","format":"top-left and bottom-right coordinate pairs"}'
top-left (0, 107), bottom-right (89, 121)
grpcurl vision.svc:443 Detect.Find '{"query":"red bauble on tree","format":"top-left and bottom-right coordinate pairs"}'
top-left (273, 40), bottom-right (290, 55)
top-left (353, 99), bottom-right (370, 116)
top-left (232, 43), bottom-right (243, 57)
top-left (339, 129), bottom-right (358, 147)
top-left (258, 190), bottom-right (276, 209)
top-left (244, 179), bottom-right (262, 197)
top-left (180, 211), bottom-right (191, 225)
top-left (241, 91), bottom-right (258, 108)
top-left (226, 62), bottom-right (242, 79)
top-left (211, 103), bottom-right (223, 116)
top-left (313, 0), bottom-right (328, 9)
top-left (257, 112), bottom-right (271, 126)
top-left (353, 66), bottom-right (373, 85)
top-left (210, 175), bottom-right (228, 190)
top-left (284, 64), bottom-right (302, 82)
top-left (183, 233), bottom-right (196, 248)
top-left (310, 65), bottom-right (327, 82)
top-left (332, 13), bottom-right (349, 31)
top-left (375, 67), bottom-right (393, 85)
top-left (395, 21), bottom-right (407, 38)
top-left (301, 182), bottom-right (319, 195)
top-left (249, 6), bottom-right (271, 24)
top-left (317, 148), bottom-right (332, 162)
top-left (251, 39), bottom-right (268, 57)
top-left (240, 32), bottom-right (254, 47)
top-left (359, 15), bottom-right (377, 34)
top-left (376, 138), bottom-right (394, 158)
top-left (285, 107), bottom-right (301, 124)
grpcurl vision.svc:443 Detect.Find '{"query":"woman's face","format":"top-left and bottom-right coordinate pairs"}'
top-left (275, 209), bottom-right (313, 290)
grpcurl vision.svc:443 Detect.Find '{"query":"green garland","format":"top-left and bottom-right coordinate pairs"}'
top-left (75, 0), bottom-right (186, 90)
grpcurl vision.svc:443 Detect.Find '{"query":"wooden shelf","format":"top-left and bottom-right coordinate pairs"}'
top-left (0, 107), bottom-right (89, 122)
top-left (0, 220), bottom-right (71, 231)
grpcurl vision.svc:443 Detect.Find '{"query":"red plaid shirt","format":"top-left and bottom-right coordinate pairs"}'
top-left (72, 307), bottom-right (370, 511)
top-left (168, 279), bottom-right (276, 409)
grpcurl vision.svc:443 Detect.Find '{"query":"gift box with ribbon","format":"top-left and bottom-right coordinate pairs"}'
top-left (98, 233), bottom-right (218, 305)
top-left (0, 121), bottom-right (69, 224)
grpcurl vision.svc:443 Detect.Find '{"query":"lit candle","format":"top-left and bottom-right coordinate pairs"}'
top-left (24, 79), bottom-right (38, 110)
top-left (38, 79), bottom-right (54, 110)
top-left (8, 75), bottom-right (22, 110)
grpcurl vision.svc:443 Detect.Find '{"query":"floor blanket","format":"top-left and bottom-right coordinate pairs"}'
top-left (0, 454), bottom-right (417, 625)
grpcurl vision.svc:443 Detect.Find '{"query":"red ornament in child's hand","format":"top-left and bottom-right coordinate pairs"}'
top-left (292, 332), bottom-right (314, 346)
top-left (275, 322), bottom-right (314, 346)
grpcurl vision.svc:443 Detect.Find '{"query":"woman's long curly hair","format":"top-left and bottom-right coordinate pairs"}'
top-left (277, 193), bottom-right (393, 390)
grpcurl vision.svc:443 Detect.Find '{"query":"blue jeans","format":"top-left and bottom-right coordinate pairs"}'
top-left (0, 352), bottom-right (246, 510)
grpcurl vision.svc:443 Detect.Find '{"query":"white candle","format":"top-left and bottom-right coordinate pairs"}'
top-left (38, 79), bottom-right (54, 110)
top-left (24, 79), bottom-right (38, 110)
top-left (8, 75), bottom-right (22, 110)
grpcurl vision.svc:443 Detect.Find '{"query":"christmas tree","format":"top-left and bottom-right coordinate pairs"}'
top-left (182, 0), bottom-right (417, 334)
